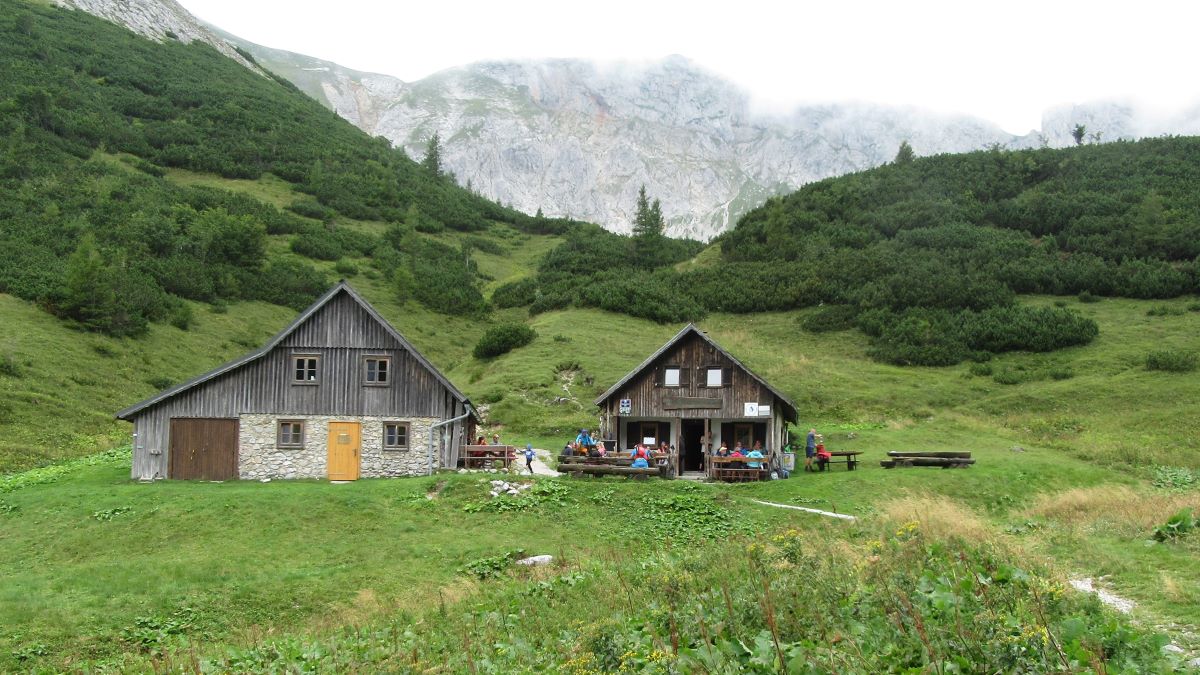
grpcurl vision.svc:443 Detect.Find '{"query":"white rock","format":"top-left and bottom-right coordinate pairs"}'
top-left (507, 489), bottom-right (519, 496)
top-left (259, 478), bottom-right (271, 483)
top-left (515, 554), bottom-right (553, 566)
top-left (1162, 644), bottom-right (1184, 654)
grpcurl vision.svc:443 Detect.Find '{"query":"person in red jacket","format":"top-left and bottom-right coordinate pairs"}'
top-left (815, 440), bottom-right (831, 472)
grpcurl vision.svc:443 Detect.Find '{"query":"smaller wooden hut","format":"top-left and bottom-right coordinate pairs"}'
top-left (594, 324), bottom-right (798, 478)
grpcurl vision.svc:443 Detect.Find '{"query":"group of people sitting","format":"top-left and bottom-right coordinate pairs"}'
top-left (561, 429), bottom-right (671, 469)
top-left (712, 440), bottom-right (767, 469)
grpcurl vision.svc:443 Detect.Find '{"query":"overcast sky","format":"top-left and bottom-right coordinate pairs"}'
top-left (178, 0), bottom-right (1199, 134)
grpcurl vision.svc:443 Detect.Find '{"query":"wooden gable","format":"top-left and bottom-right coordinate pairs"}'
top-left (595, 324), bottom-right (798, 422)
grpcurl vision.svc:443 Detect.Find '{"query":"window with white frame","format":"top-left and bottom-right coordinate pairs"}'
top-left (706, 367), bottom-right (723, 387)
top-left (663, 367), bottom-right (681, 387)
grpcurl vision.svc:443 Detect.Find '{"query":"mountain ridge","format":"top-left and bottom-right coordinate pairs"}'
top-left (44, 0), bottom-right (1200, 239)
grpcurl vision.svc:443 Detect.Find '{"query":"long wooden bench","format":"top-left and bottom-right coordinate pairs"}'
top-left (558, 463), bottom-right (670, 479)
top-left (461, 445), bottom-right (515, 470)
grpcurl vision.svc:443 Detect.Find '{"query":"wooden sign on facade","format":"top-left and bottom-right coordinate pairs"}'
top-left (663, 396), bottom-right (724, 410)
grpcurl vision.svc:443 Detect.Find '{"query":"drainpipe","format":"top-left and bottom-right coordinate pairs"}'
top-left (429, 405), bottom-right (473, 476)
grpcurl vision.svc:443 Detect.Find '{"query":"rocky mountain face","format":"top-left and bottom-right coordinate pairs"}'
top-left (57, 0), bottom-right (1200, 239)
top-left (53, 0), bottom-right (262, 73)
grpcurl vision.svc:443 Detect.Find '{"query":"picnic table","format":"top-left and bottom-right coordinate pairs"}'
top-left (709, 455), bottom-right (768, 482)
top-left (461, 445), bottom-right (515, 470)
top-left (820, 450), bottom-right (863, 471)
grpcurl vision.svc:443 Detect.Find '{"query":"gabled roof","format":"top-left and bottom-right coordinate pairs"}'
top-left (116, 281), bottom-right (473, 420)
top-left (594, 323), bottom-right (798, 423)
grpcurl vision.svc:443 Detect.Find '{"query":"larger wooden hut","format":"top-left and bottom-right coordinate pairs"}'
top-left (594, 324), bottom-right (798, 477)
top-left (117, 281), bottom-right (475, 481)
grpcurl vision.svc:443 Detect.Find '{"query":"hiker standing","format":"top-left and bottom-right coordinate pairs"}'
top-left (805, 428), bottom-right (817, 472)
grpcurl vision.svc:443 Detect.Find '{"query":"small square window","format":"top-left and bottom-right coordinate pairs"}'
top-left (365, 357), bottom-right (390, 385)
top-left (278, 420), bottom-right (305, 447)
top-left (663, 367), bottom-right (681, 387)
top-left (706, 368), bottom-right (723, 387)
top-left (293, 355), bottom-right (318, 384)
top-left (383, 422), bottom-right (409, 451)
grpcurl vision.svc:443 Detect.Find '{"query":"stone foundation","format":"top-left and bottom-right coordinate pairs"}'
top-left (239, 414), bottom-right (439, 480)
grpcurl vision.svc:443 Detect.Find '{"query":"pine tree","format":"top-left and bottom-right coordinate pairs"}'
top-left (632, 184), bottom-right (663, 239)
top-left (1071, 124), bottom-right (1087, 146)
top-left (60, 233), bottom-right (115, 331)
top-left (422, 132), bottom-right (442, 176)
top-left (894, 140), bottom-right (915, 164)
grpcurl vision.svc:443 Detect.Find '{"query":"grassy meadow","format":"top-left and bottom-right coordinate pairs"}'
top-left (1, 275), bottom-right (1199, 669)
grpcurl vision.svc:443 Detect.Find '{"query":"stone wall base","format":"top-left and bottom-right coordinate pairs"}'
top-left (238, 414), bottom-right (439, 480)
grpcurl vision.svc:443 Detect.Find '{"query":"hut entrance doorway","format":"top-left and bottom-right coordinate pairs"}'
top-left (168, 418), bottom-right (238, 480)
top-left (327, 421), bottom-right (361, 481)
top-left (681, 419), bottom-right (706, 472)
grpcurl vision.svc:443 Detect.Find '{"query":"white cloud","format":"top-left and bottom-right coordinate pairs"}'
top-left (180, 0), bottom-right (1200, 134)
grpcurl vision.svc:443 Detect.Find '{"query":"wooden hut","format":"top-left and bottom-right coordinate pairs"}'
top-left (594, 324), bottom-right (798, 478)
top-left (116, 281), bottom-right (476, 481)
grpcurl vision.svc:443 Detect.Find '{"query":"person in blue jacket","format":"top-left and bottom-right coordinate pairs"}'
top-left (524, 444), bottom-right (536, 474)
top-left (575, 428), bottom-right (594, 450)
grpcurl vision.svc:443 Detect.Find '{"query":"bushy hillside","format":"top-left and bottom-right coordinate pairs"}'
top-left (0, 0), bottom-right (569, 335)
top-left (500, 139), bottom-right (1200, 365)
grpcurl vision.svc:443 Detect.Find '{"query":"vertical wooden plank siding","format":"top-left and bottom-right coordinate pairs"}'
top-left (168, 418), bottom-right (238, 480)
top-left (605, 332), bottom-right (780, 420)
top-left (127, 288), bottom-right (472, 479)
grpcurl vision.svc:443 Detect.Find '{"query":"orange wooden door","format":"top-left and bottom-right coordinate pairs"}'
top-left (327, 421), bottom-right (361, 481)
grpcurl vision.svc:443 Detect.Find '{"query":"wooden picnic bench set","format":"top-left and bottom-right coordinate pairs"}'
top-left (880, 451), bottom-right (974, 469)
top-left (461, 444), bottom-right (516, 470)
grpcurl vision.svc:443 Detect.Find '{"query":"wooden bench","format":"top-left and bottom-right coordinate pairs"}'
top-left (818, 451), bottom-right (863, 471)
top-left (710, 455), bottom-right (769, 482)
top-left (558, 463), bottom-right (670, 479)
top-left (461, 445), bottom-right (515, 470)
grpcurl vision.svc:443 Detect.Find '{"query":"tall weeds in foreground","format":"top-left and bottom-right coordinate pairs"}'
top-left (189, 519), bottom-right (1168, 673)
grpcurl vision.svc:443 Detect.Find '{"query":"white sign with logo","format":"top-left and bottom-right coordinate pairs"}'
top-left (619, 398), bottom-right (632, 414)
top-left (743, 402), bottom-right (759, 417)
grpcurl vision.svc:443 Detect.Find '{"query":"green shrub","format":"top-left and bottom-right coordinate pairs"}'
top-left (168, 302), bottom-right (193, 331)
top-left (801, 305), bottom-right (858, 332)
top-left (145, 376), bottom-right (174, 390)
top-left (993, 370), bottom-right (1023, 385)
top-left (474, 323), bottom-right (537, 359)
top-left (0, 354), bottom-right (22, 378)
top-left (491, 277), bottom-right (538, 308)
top-left (1152, 508), bottom-right (1197, 542)
top-left (968, 362), bottom-right (993, 377)
top-left (1146, 304), bottom-right (1184, 317)
top-left (1048, 366), bottom-right (1074, 380)
top-left (209, 300), bottom-right (229, 314)
top-left (333, 260), bottom-right (359, 277)
top-left (286, 199), bottom-right (336, 222)
top-left (1146, 350), bottom-right (1198, 372)
top-left (291, 231), bottom-right (342, 261)
top-left (1077, 290), bottom-right (1100, 303)
top-left (1187, 301), bottom-right (1200, 312)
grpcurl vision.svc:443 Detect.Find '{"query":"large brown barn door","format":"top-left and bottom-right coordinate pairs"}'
top-left (168, 418), bottom-right (239, 480)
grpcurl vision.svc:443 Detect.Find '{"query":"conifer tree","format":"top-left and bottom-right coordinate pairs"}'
top-left (422, 132), bottom-right (442, 176)
top-left (894, 140), bottom-right (915, 164)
